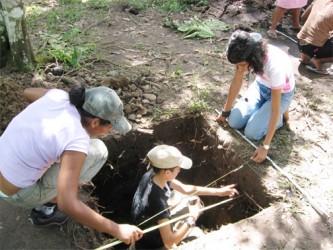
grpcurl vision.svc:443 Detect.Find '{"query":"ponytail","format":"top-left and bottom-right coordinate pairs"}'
top-left (69, 84), bottom-right (85, 108)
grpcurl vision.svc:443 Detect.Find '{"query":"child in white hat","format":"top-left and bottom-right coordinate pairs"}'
top-left (131, 145), bottom-right (239, 249)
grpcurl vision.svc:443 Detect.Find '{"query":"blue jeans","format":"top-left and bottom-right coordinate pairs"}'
top-left (3, 139), bottom-right (108, 208)
top-left (228, 81), bottom-right (294, 141)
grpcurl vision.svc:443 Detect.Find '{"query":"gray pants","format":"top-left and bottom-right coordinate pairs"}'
top-left (3, 139), bottom-right (108, 208)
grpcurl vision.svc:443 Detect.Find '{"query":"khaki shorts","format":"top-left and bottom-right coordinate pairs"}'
top-left (2, 139), bottom-right (108, 208)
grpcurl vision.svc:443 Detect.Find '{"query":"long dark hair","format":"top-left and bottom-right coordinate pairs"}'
top-left (69, 84), bottom-right (110, 126)
top-left (226, 30), bottom-right (266, 75)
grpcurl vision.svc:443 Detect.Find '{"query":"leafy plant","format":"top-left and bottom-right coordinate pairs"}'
top-left (187, 87), bottom-right (210, 113)
top-left (86, 0), bottom-right (111, 9)
top-left (36, 27), bottom-right (94, 68)
top-left (126, 0), bottom-right (184, 12)
top-left (165, 16), bottom-right (230, 39)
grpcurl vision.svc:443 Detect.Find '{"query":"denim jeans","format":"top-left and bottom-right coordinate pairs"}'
top-left (228, 80), bottom-right (294, 141)
top-left (3, 139), bottom-right (108, 208)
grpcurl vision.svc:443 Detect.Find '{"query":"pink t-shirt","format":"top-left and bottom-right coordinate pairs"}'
top-left (0, 89), bottom-right (89, 188)
top-left (256, 45), bottom-right (295, 93)
top-left (276, 0), bottom-right (307, 9)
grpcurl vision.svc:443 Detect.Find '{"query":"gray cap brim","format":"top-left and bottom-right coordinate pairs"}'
top-left (111, 117), bottom-right (132, 134)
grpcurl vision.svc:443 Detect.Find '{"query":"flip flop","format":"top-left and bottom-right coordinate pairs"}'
top-left (290, 26), bottom-right (302, 31)
top-left (267, 30), bottom-right (277, 39)
top-left (305, 65), bottom-right (329, 75)
top-left (299, 59), bottom-right (311, 66)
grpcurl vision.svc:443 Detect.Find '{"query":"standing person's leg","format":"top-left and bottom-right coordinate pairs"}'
top-left (244, 87), bottom-right (294, 141)
top-left (291, 8), bottom-right (302, 30)
top-left (3, 139), bottom-right (108, 225)
top-left (267, 6), bottom-right (286, 39)
top-left (312, 40), bottom-right (333, 69)
top-left (228, 81), bottom-right (264, 130)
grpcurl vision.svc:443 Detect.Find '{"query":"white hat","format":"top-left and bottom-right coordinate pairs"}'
top-left (147, 145), bottom-right (192, 169)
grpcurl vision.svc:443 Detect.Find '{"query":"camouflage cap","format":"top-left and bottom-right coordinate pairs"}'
top-left (82, 86), bottom-right (132, 134)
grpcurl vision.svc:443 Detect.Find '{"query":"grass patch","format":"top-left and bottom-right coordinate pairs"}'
top-left (26, 1), bottom-right (111, 68)
top-left (187, 85), bottom-right (211, 113)
top-left (122, 0), bottom-right (208, 12)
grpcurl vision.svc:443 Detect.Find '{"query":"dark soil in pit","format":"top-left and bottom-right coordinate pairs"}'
top-left (92, 115), bottom-right (276, 247)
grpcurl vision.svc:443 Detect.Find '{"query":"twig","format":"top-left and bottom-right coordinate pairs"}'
top-left (244, 191), bottom-right (263, 210)
top-left (82, 16), bottom-right (111, 34)
top-left (85, 57), bottom-right (126, 68)
top-left (128, 13), bottom-right (140, 26)
top-left (142, 79), bottom-right (161, 88)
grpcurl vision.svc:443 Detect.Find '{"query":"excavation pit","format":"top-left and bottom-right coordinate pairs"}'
top-left (92, 115), bottom-right (275, 246)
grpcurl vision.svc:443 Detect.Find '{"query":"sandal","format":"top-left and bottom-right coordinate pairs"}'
top-left (290, 25), bottom-right (302, 31)
top-left (299, 59), bottom-right (311, 66)
top-left (267, 30), bottom-right (277, 39)
top-left (305, 65), bottom-right (329, 75)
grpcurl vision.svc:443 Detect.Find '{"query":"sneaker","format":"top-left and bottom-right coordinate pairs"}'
top-left (305, 65), bottom-right (329, 75)
top-left (29, 206), bottom-right (68, 226)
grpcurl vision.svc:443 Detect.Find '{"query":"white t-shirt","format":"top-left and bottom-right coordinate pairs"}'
top-left (0, 89), bottom-right (90, 188)
top-left (256, 45), bottom-right (295, 93)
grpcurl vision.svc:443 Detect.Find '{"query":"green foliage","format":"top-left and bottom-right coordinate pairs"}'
top-left (86, 0), bottom-right (111, 9)
top-left (27, 1), bottom-right (88, 31)
top-left (175, 69), bottom-right (183, 75)
top-left (36, 27), bottom-right (95, 68)
top-left (58, 0), bottom-right (82, 4)
top-left (165, 16), bottom-right (230, 39)
top-left (187, 87), bottom-right (210, 113)
top-left (123, 0), bottom-right (208, 12)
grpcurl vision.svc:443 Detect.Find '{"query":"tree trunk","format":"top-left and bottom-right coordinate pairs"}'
top-left (0, 3), bottom-right (10, 68)
top-left (0, 0), bottom-right (34, 70)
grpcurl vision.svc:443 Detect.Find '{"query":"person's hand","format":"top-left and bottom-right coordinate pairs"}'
top-left (187, 198), bottom-right (202, 221)
top-left (216, 114), bottom-right (227, 124)
top-left (251, 146), bottom-right (268, 163)
top-left (219, 184), bottom-right (239, 198)
top-left (113, 224), bottom-right (143, 245)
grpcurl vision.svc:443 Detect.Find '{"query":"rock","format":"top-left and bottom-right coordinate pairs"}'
top-left (52, 66), bottom-right (64, 76)
top-left (143, 93), bottom-right (157, 102)
top-left (106, 70), bottom-right (119, 77)
top-left (124, 104), bottom-right (132, 113)
top-left (128, 84), bottom-right (137, 91)
top-left (128, 114), bottom-right (136, 121)
top-left (100, 76), bottom-right (129, 89)
top-left (84, 76), bottom-right (94, 83)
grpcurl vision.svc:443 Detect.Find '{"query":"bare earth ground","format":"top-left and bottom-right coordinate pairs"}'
top-left (0, 1), bottom-right (333, 249)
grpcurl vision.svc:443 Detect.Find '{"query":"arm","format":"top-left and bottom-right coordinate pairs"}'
top-left (158, 217), bottom-right (193, 249)
top-left (158, 201), bottom-right (201, 249)
top-left (23, 88), bottom-right (49, 103)
top-left (251, 89), bottom-right (281, 163)
top-left (301, 1), bottom-right (314, 22)
top-left (216, 63), bottom-right (248, 122)
top-left (57, 150), bottom-right (143, 245)
top-left (170, 179), bottom-right (239, 198)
